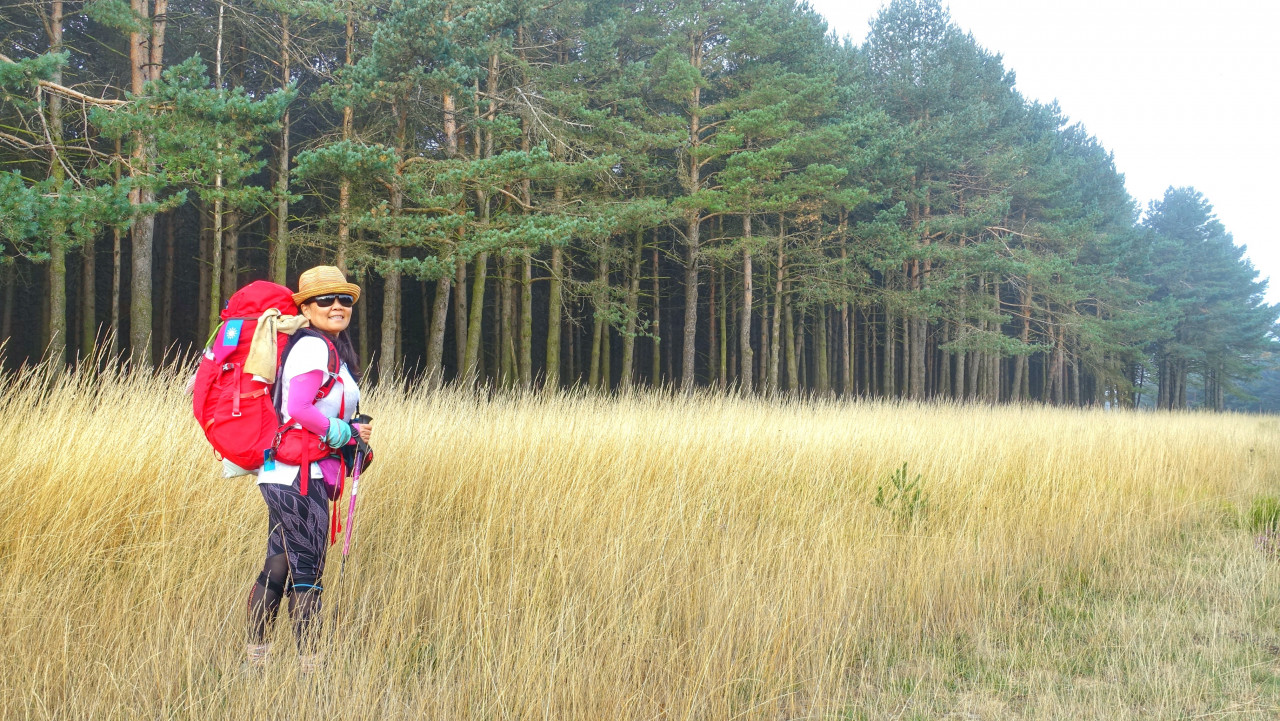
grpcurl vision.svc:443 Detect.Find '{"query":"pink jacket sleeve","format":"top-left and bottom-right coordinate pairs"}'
top-left (286, 369), bottom-right (333, 435)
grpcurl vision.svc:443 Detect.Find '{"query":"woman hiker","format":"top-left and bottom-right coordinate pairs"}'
top-left (246, 265), bottom-right (373, 671)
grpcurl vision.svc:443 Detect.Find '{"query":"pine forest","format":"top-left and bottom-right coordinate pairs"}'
top-left (1, 0), bottom-right (1275, 409)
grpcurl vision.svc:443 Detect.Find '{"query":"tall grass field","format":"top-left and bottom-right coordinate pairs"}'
top-left (3, 364), bottom-right (1280, 719)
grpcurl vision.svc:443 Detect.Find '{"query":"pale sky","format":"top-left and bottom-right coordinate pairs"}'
top-left (806, 0), bottom-right (1280, 303)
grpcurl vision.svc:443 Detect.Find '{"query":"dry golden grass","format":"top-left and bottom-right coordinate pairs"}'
top-left (3, 363), bottom-right (1280, 719)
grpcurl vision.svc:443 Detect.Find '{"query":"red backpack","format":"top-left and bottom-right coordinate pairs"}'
top-left (192, 281), bottom-right (303, 472)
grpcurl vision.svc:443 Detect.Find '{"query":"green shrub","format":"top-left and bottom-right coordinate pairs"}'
top-left (873, 463), bottom-right (929, 529)
top-left (1247, 496), bottom-right (1280, 533)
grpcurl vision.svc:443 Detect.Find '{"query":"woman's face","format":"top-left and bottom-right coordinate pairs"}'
top-left (301, 294), bottom-right (354, 334)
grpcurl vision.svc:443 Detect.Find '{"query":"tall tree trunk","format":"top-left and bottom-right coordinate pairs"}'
top-left (936, 321), bottom-right (950, 399)
top-left (48, 239), bottom-right (66, 364)
top-left (991, 279), bottom-right (1003, 403)
top-left (453, 260), bottom-right (468, 378)
top-left (901, 299), bottom-right (911, 396)
top-left (906, 262), bottom-right (926, 396)
top-left (740, 214), bottom-right (753, 394)
top-left (195, 205), bottom-right (210, 341)
top-left (1070, 352), bottom-right (1081, 406)
top-left (356, 268), bottom-right (369, 370)
top-left (111, 222), bottom-right (123, 356)
top-left (589, 255), bottom-right (606, 388)
top-left (469, 65), bottom-right (494, 379)
top-left (709, 263), bottom-right (718, 387)
top-left (883, 305), bottom-right (896, 397)
top-left (1, 262), bottom-right (14, 352)
top-left (521, 252), bottom-right (533, 390)
top-left (1048, 314), bottom-right (1062, 405)
top-left (769, 240), bottom-right (783, 393)
top-left (732, 291), bottom-right (742, 386)
top-left (796, 310), bottom-right (807, 390)
top-left (681, 216), bottom-right (701, 393)
top-left (81, 234), bottom-right (96, 359)
top-left (381, 247), bottom-right (401, 378)
top-left (208, 194), bottom-right (223, 332)
top-left (127, 0), bottom-right (166, 366)
top-left (651, 246), bottom-right (661, 387)
top-left (768, 281), bottom-right (778, 394)
top-left (865, 307), bottom-right (875, 396)
top-left (783, 287), bottom-right (797, 391)
top-left (545, 245), bottom-right (563, 390)
top-left (221, 211), bottom-right (239, 303)
top-left (40, 267), bottom-right (49, 356)
top-left (46, 0), bottom-right (68, 365)
top-left (1011, 281), bottom-right (1030, 402)
top-left (426, 274), bottom-right (451, 387)
top-left (758, 296), bottom-right (769, 390)
top-left (571, 303), bottom-right (581, 384)
top-left (1158, 356), bottom-right (1169, 410)
top-left (966, 280), bottom-right (980, 399)
top-left (486, 266), bottom-right (499, 386)
top-left (500, 255), bottom-right (516, 387)
top-left (463, 252), bottom-right (488, 388)
top-left (815, 304), bottom-right (829, 394)
top-left (1177, 361), bottom-right (1188, 409)
top-left (839, 301), bottom-right (850, 398)
top-left (664, 270), bottom-right (673, 382)
top-left (209, 4), bottom-right (226, 333)
top-left (838, 231), bottom-right (850, 396)
top-left (335, 3), bottom-right (354, 270)
top-left (680, 35), bottom-right (704, 395)
top-left (381, 105), bottom-right (408, 380)
top-left (911, 305), bottom-right (926, 400)
top-left (270, 10), bottom-right (290, 284)
top-left (601, 323), bottom-right (611, 390)
top-left (621, 230), bottom-right (641, 392)
top-left (160, 212), bottom-right (174, 352)
top-left (717, 266), bottom-right (727, 388)
top-left (421, 279), bottom-right (430, 369)
top-left (104, 135), bottom-right (123, 357)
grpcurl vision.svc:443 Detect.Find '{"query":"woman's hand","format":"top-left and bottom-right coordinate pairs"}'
top-left (353, 420), bottom-right (372, 444)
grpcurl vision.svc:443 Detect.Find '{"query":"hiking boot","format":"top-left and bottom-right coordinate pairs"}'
top-left (299, 653), bottom-right (324, 675)
top-left (246, 643), bottom-right (271, 669)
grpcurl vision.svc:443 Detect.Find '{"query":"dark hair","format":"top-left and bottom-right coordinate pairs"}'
top-left (333, 330), bottom-right (362, 383)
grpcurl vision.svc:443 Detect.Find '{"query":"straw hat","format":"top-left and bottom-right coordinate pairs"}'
top-left (292, 265), bottom-right (361, 305)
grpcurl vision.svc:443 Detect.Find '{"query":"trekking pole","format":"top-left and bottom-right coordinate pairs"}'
top-left (332, 414), bottom-right (371, 638)
top-left (340, 413), bottom-right (373, 575)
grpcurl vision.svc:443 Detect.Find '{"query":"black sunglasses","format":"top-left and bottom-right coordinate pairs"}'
top-left (309, 293), bottom-right (355, 308)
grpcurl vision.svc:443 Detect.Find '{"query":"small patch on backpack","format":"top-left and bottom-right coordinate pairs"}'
top-left (222, 319), bottom-right (244, 347)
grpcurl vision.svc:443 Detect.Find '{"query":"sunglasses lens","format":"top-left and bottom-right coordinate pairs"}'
top-left (311, 294), bottom-right (354, 308)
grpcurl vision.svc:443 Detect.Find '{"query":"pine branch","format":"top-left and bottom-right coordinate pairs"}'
top-left (0, 53), bottom-right (128, 108)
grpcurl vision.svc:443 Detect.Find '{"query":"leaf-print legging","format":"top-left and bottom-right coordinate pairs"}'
top-left (246, 471), bottom-right (329, 650)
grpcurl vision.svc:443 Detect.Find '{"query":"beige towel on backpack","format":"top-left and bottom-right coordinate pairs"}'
top-left (244, 309), bottom-right (310, 380)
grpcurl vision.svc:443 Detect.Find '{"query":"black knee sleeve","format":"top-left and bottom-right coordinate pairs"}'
top-left (255, 571), bottom-right (287, 597)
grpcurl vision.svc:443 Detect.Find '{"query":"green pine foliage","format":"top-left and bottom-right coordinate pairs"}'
top-left (0, 0), bottom-right (1273, 407)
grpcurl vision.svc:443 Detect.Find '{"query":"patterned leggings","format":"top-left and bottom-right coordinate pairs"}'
top-left (247, 471), bottom-right (330, 648)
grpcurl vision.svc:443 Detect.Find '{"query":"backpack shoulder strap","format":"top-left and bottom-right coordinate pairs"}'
top-left (274, 329), bottom-right (342, 415)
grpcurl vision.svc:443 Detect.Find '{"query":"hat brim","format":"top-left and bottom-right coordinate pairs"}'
top-left (293, 282), bottom-right (361, 306)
